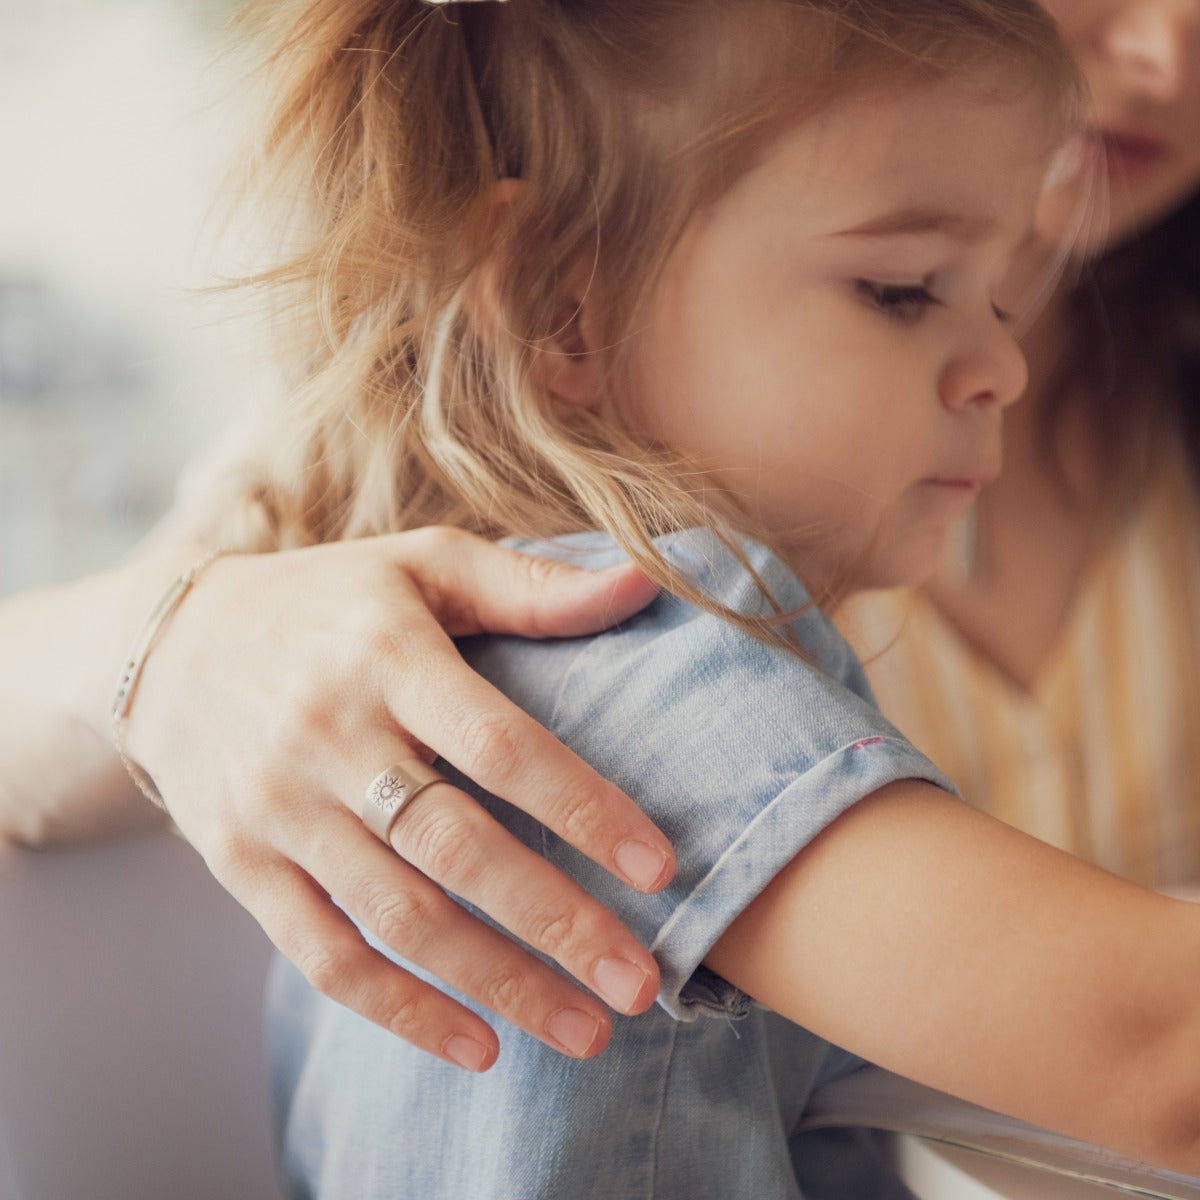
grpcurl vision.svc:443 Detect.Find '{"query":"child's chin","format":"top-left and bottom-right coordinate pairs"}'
top-left (784, 536), bottom-right (941, 597)
top-left (850, 570), bottom-right (927, 595)
top-left (846, 549), bottom-right (943, 594)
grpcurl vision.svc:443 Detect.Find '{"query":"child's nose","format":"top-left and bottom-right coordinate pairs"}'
top-left (1101, 0), bottom-right (1200, 102)
top-left (938, 320), bottom-right (1028, 414)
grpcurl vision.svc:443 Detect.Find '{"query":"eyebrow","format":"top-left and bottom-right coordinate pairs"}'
top-left (831, 207), bottom-right (999, 241)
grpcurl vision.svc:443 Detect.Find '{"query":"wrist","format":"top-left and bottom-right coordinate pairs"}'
top-left (65, 540), bottom-right (217, 741)
top-left (110, 547), bottom-right (227, 809)
top-left (0, 549), bottom-right (198, 840)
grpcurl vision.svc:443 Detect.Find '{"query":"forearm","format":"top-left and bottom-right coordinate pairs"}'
top-left (709, 781), bottom-right (1200, 1173)
top-left (0, 539), bottom-right (208, 845)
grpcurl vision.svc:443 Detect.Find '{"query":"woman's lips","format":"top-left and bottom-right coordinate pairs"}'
top-left (1094, 128), bottom-right (1169, 180)
top-left (1044, 128), bottom-right (1170, 189)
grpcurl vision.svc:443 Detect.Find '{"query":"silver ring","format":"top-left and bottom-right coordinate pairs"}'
top-left (362, 761), bottom-right (445, 844)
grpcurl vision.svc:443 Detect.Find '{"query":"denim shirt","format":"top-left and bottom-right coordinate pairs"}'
top-left (269, 530), bottom-right (955, 1199)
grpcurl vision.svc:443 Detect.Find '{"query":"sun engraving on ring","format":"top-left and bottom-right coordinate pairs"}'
top-left (369, 774), bottom-right (408, 811)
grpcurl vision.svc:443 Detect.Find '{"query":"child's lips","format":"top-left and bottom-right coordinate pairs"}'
top-left (924, 464), bottom-right (1000, 492)
top-left (924, 478), bottom-right (985, 494)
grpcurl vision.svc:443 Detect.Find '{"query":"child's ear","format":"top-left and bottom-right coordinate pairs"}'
top-left (464, 180), bottom-right (606, 411)
top-left (538, 254), bottom-right (607, 410)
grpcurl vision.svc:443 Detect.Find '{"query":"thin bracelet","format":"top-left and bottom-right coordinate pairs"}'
top-left (111, 548), bottom-right (226, 810)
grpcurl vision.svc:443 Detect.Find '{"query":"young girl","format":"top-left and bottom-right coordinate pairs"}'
top-left (197, 0), bottom-right (1200, 1194)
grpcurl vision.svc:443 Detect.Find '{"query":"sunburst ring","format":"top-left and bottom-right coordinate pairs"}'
top-left (362, 761), bottom-right (446, 844)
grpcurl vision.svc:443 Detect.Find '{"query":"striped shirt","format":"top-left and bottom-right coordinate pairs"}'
top-left (839, 451), bottom-right (1200, 888)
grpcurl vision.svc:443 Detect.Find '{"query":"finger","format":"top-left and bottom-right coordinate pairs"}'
top-left (288, 815), bottom-right (620, 1057)
top-left (373, 773), bottom-right (659, 1015)
top-left (243, 858), bottom-right (505, 1071)
top-left (396, 527), bottom-right (660, 640)
top-left (376, 639), bottom-right (675, 893)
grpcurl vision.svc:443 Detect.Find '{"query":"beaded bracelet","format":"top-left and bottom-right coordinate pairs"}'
top-left (111, 548), bottom-right (226, 810)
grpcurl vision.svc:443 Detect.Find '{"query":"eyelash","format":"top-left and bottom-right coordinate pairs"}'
top-left (856, 279), bottom-right (940, 324)
top-left (856, 281), bottom-right (1015, 328)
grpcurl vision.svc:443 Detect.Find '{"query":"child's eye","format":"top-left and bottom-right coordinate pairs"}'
top-left (856, 279), bottom-right (940, 324)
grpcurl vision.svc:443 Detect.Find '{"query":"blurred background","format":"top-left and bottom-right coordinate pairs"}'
top-left (1, 20), bottom-right (287, 1200)
top-left (0, 0), bottom-right (271, 595)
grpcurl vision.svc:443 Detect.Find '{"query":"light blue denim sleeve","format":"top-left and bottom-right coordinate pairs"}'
top-left (269, 530), bottom-right (946, 1200)
top-left (465, 529), bottom-right (958, 1020)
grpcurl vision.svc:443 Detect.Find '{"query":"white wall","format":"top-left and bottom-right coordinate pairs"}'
top-left (1, 8), bottom-right (286, 1197)
top-left (0, 0), bottom-right (271, 593)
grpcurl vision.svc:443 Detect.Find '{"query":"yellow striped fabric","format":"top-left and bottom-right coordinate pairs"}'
top-left (839, 454), bottom-right (1200, 888)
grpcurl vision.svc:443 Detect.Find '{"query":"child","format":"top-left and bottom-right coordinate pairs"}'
top-left (210, 0), bottom-right (1200, 1194)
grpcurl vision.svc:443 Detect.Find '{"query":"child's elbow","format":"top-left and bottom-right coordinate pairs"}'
top-left (1142, 1107), bottom-right (1200, 1176)
top-left (1126, 1018), bottom-right (1200, 1175)
top-left (1145, 1087), bottom-right (1200, 1175)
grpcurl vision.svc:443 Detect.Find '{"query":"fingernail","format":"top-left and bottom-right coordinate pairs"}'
top-left (444, 1035), bottom-right (491, 1072)
top-left (593, 956), bottom-right (652, 1013)
top-left (546, 1007), bottom-right (602, 1057)
top-left (615, 839), bottom-right (670, 891)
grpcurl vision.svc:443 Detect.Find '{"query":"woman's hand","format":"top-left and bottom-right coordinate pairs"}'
top-left (119, 527), bottom-right (673, 1070)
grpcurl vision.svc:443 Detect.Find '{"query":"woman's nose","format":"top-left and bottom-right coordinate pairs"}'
top-left (939, 320), bottom-right (1028, 414)
top-left (1101, 1), bottom-right (1200, 101)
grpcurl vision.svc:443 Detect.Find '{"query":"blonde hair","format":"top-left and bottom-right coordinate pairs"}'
top-left (217, 0), bottom-right (1079, 636)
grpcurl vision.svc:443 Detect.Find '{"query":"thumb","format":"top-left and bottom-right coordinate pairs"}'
top-left (397, 529), bottom-right (659, 639)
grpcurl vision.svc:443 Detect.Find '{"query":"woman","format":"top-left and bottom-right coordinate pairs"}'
top-left (2, 0), bottom-right (1198, 1070)
top-left (842, 0), bottom-right (1200, 888)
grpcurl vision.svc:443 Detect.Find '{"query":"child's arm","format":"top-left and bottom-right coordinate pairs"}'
top-left (707, 780), bottom-right (1200, 1172)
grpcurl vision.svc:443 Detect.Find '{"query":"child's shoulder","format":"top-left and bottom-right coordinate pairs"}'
top-left (502, 527), bottom-right (868, 695)
top-left (462, 531), bottom-right (955, 1018)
